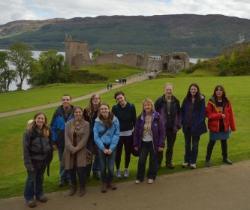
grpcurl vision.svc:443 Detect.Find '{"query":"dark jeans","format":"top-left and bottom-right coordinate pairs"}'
top-left (184, 130), bottom-right (200, 164)
top-left (58, 145), bottom-right (70, 183)
top-left (206, 139), bottom-right (228, 161)
top-left (136, 141), bottom-right (158, 181)
top-left (68, 167), bottom-right (87, 188)
top-left (158, 129), bottom-right (177, 166)
top-left (86, 154), bottom-right (100, 178)
top-left (24, 162), bottom-right (46, 201)
top-left (115, 135), bottom-right (133, 169)
top-left (98, 149), bottom-right (116, 183)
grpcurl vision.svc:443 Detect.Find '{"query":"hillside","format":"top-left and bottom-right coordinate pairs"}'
top-left (0, 14), bottom-right (250, 57)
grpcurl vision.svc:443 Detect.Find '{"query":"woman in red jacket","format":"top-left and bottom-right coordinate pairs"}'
top-left (205, 85), bottom-right (236, 167)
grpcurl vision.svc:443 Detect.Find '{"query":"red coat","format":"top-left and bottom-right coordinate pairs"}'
top-left (206, 98), bottom-right (236, 132)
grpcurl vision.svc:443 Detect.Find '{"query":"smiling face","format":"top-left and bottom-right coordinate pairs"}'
top-left (190, 85), bottom-right (198, 97)
top-left (99, 104), bottom-right (110, 118)
top-left (62, 95), bottom-right (71, 109)
top-left (35, 113), bottom-right (46, 129)
top-left (116, 94), bottom-right (126, 106)
top-left (215, 87), bottom-right (223, 98)
top-left (143, 101), bottom-right (153, 114)
top-left (92, 95), bottom-right (101, 106)
top-left (165, 84), bottom-right (173, 97)
top-left (74, 107), bottom-right (83, 121)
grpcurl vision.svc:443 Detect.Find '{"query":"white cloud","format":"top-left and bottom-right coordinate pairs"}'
top-left (1, 0), bottom-right (250, 25)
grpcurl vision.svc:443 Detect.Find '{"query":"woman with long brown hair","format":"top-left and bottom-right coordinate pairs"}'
top-left (64, 107), bottom-right (90, 197)
top-left (93, 103), bottom-right (120, 193)
top-left (23, 112), bottom-right (53, 208)
top-left (205, 85), bottom-right (236, 166)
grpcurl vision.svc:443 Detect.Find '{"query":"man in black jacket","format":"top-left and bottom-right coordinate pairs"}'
top-left (155, 83), bottom-right (181, 169)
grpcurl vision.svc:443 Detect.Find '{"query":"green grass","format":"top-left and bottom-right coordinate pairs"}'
top-left (80, 64), bottom-right (143, 82)
top-left (0, 76), bottom-right (250, 198)
top-left (0, 83), bottom-right (104, 113)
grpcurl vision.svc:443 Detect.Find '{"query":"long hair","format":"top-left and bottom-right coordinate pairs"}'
top-left (185, 83), bottom-right (201, 102)
top-left (86, 94), bottom-right (101, 118)
top-left (141, 98), bottom-right (155, 115)
top-left (98, 103), bottom-right (114, 128)
top-left (212, 85), bottom-right (229, 104)
top-left (28, 112), bottom-right (50, 137)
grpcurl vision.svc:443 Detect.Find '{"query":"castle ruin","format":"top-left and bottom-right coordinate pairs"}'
top-left (65, 37), bottom-right (190, 73)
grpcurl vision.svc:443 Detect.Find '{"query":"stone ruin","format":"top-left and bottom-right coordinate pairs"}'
top-left (65, 37), bottom-right (190, 73)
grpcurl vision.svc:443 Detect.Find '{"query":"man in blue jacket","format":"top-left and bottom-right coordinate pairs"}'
top-left (51, 94), bottom-right (74, 187)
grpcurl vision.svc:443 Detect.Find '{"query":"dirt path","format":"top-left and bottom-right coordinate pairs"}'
top-left (1, 160), bottom-right (250, 210)
top-left (0, 72), bottom-right (150, 118)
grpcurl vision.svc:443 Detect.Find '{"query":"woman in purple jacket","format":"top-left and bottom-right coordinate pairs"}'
top-left (134, 98), bottom-right (165, 184)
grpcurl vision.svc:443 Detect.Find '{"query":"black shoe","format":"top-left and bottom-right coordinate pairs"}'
top-left (79, 187), bottom-right (86, 197)
top-left (205, 161), bottom-right (211, 167)
top-left (37, 195), bottom-right (48, 203)
top-left (68, 185), bottom-right (76, 196)
top-left (166, 163), bottom-right (175, 169)
top-left (223, 159), bottom-right (233, 165)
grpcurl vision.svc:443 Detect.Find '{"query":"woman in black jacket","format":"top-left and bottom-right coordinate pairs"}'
top-left (23, 112), bottom-right (53, 208)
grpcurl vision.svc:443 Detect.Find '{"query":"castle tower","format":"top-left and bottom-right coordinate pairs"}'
top-left (65, 35), bottom-right (91, 69)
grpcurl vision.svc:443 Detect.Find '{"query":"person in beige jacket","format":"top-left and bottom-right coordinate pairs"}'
top-left (64, 106), bottom-right (90, 197)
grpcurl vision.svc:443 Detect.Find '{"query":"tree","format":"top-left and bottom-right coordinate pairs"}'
top-left (0, 51), bottom-right (16, 92)
top-left (29, 50), bottom-right (69, 86)
top-left (92, 48), bottom-right (103, 60)
top-left (8, 43), bottom-right (33, 90)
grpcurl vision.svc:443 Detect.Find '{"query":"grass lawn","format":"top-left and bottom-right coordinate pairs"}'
top-left (80, 63), bottom-right (143, 82)
top-left (0, 76), bottom-right (249, 198)
top-left (0, 83), bottom-right (104, 113)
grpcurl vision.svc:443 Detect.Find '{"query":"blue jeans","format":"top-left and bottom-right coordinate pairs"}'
top-left (92, 154), bottom-right (100, 172)
top-left (136, 141), bottom-right (158, 181)
top-left (24, 163), bottom-right (46, 201)
top-left (184, 130), bottom-right (200, 164)
top-left (98, 149), bottom-right (116, 183)
top-left (58, 145), bottom-right (70, 183)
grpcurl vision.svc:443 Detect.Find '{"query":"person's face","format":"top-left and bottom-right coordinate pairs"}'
top-left (215, 88), bottom-right (223, 98)
top-left (116, 94), bottom-right (126, 106)
top-left (92, 95), bottom-right (100, 106)
top-left (62, 96), bottom-right (71, 108)
top-left (165, 85), bottom-right (173, 97)
top-left (100, 105), bottom-right (109, 118)
top-left (190, 86), bottom-right (198, 97)
top-left (35, 114), bottom-right (45, 129)
top-left (144, 102), bottom-right (153, 114)
top-left (74, 108), bottom-right (83, 120)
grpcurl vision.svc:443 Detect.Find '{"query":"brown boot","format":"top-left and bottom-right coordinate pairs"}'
top-left (101, 183), bottom-right (107, 193)
top-left (107, 182), bottom-right (117, 190)
top-left (79, 187), bottom-right (86, 197)
top-left (68, 185), bottom-right (76, 196)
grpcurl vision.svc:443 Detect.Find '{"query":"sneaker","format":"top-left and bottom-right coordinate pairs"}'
top-left (116, 169), bottom-right (122, 178)
top-left (37, 195), bottom-right (48, 203)
top-left (190, 164), bottom-right (196, 169)
top-left (223, 159), bottom-right (233, 165)
top-left (135, 180), bottom-right (141, 184)
top-left (27, 200), bottom-right (37, 208)
top-left (182, 162), bottom-right (189, 168)
top-left (205, 161), bottom-right (211, 167)
top-left (124, 168), bottom-right (129, 178)
top-left (147, 179), bottom-right (154, 184)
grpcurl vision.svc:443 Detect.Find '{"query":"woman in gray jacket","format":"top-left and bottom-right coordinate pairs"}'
top-left (64, 107), bottom-right (90, 197)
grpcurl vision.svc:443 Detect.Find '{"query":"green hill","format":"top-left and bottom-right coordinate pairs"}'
top-left (1, 14), bottom-right (250, 57)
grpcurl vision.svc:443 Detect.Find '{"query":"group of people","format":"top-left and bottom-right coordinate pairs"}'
top-left (22, 83), bottom-right (236, 208)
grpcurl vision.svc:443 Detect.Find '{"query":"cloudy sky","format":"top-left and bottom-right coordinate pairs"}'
top-left (1, 0), bottom-right (250, 24)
